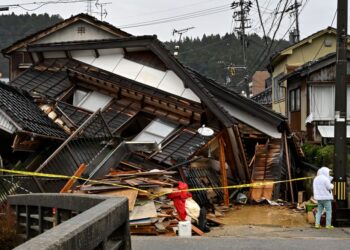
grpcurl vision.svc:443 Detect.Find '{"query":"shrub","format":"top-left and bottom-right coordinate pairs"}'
top-left (302, 144), bottom-right (334, 168)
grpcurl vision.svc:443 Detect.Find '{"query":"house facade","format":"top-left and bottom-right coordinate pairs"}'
top-left (282, 52), bottom-right (350, 142)
top-left (0, 14), bottom-right (301, 203)
top-left (268, 27), bottom-right (341, 116)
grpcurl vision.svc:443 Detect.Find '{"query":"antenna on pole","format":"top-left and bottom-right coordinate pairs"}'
top-left (172, 27), bottom-right (195, 56)
top-left (86, 0), bottom-right (93, 15)
top-left (95, 1), bottom-right (112, 21)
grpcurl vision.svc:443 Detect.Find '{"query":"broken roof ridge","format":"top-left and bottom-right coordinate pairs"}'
top-left (186, 67), bottom-right (287, 128)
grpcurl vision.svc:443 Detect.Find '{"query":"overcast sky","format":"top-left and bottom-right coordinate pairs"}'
top-left (0, 0), bottom-right (339, 42)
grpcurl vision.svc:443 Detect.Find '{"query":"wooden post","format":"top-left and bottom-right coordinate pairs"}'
top-left (226, 127), bottom-right (246, 182)
top-left (219, 137), bottom-right (229, 207)
top-left (223, 130), bottom-right (237, 180)
top-left (233, 125), bottom-right (250, 180)
top-left (283, 132), bottom-right (295, 203)
top-left (60, 163), bottom-right (87, 193)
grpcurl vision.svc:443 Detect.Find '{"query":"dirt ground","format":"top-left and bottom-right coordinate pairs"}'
top-left (207, 205), bottom-right (311, 236)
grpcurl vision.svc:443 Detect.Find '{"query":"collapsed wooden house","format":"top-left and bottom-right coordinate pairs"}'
top-left (0, 14), bottom-right (303, 205)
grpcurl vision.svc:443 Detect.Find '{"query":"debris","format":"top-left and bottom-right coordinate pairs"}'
top-left (236, 193), bottom-right (248, 204)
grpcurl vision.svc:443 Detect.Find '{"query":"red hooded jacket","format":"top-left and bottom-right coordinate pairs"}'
top-left (168, 181), bottom-right (192, 220)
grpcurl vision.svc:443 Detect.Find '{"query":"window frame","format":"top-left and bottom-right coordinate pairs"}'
top-left (289, 87), bottom-right (301, 112)
top-left (273, 73), bottom-right (285, 102)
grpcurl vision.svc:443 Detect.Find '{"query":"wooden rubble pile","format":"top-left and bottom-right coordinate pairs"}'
top-left (75, 168), bottom-right (205, 236)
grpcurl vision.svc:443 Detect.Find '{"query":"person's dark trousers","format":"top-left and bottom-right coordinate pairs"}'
top-left (198, 207), bottom-right (210, 232)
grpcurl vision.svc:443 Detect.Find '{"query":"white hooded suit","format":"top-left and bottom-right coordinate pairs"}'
top-left (313, 167), bottom-right (334, 200)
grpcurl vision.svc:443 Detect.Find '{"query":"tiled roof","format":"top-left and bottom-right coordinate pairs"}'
top-left (0, 83), bottom-right (67, 139)
top-left (151, 128), bottom-right (214, 165)
top-left (10, 60), bottom-right (76, 98)
top-left (56, 100), bottom-right (137, 133)
top-left (56, 101), bottom-right (91, 127)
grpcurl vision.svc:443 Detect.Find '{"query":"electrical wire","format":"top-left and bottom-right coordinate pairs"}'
top-left (1, 0), bottom-right (94, 11)
top-left (312, 9), bottom-right (337, 62)
top-left (255, 0), bottom-right (268, 46)
top-left (118, 4), bottom-right (232, 29)
top-left (246, 0), bottom-right (290, 79)
top-left (118, 0), bottom-right (231, 19)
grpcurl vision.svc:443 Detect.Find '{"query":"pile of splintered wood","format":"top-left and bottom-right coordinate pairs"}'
top-left (75, 169), bottom-right (205, 236)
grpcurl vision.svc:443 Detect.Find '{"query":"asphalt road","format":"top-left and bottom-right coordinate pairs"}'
top-left (131, 236), bottom-right (350, 250)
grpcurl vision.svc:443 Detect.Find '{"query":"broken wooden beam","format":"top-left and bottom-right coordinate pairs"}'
top-left (219, 137), bottom-right (229, 207)
top-left (60, 163), bottom-right (87, 193)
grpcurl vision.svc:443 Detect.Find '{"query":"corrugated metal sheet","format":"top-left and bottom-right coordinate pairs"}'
top-left (0, 112), bottom-right (16, 134)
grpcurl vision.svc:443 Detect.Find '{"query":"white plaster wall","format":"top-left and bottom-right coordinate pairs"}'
top-left (36, 21), bottom-right (116, 44)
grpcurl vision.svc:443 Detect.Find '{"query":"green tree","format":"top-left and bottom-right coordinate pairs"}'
top-left (0, 13), bottom-right (62, 77)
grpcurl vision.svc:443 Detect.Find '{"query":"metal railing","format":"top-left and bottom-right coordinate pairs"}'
top-left (8, 193), bottom-right (131, 250)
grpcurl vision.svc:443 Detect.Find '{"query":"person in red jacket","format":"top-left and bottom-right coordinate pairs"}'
top-left (168, 181), bottom-right (192, 221)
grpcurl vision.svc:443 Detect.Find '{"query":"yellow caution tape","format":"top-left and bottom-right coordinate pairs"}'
top-left (0, 168), bottom-right (149, 193)
top-left (0, 168), bottom-right (313, 199)
top-left (150, 176), bottom-right (313, 199)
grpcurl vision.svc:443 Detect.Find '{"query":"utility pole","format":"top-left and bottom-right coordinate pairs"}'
top-left (172, 27), bottom-right (194, 56)
top-left (334, 0), bottom-right (348, 209)
top-left (231, 0), bottom-right (252, 67)
top-left (231, 0), bottom-right (251, 95)
top-left (294, 0), bottom-right (300, 42)
top-left (286, 0), bottom-right (301, 43)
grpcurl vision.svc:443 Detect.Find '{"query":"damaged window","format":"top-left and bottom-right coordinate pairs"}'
top-left (133, 118), bottom-right (177, 144)
top-left (73, 89), bottom-right (89, 106)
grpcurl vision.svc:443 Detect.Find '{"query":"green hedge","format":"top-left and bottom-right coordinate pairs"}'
top-left (302, 144), bottom-right (350, 170)
top-left (302, 144), bottom-right (334, 169)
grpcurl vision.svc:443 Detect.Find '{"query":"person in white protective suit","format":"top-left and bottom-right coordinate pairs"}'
top-left (313, 166), bottom-right (334, 229)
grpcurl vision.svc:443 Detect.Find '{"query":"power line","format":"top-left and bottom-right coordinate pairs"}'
top-left (119, 4), bottom-right (232, 29)
top-left (0, 0), bottom-right (94, 11)
top-left (118, 0), bottom-right (231, 19)
top-left (312, 9), bottom-right (337, 62)
top-left (245, 0), bottom-right (290, 80)
top-left (255, 0), bottom-right (268, 46)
